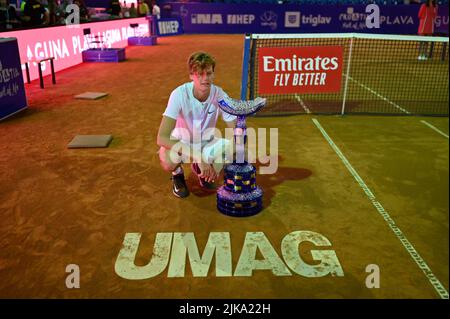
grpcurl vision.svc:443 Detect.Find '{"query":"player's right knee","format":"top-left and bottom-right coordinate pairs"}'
top-left (160, 159), bottom-right (177, 172)
top-left (160, 148), bottom-right (182, 172)
top-left (159, 149), bottom-right (175, 171)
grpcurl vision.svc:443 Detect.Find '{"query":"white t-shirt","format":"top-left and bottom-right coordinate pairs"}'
top-left (163, 82), bottom-right (236, 145)
top-left (152, 4), bottom-right (160, 19)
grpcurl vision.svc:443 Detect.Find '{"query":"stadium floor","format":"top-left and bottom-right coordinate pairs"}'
top-left (0, 34), bottom-right (448, 298)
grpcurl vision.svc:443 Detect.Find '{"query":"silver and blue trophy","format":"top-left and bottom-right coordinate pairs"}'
top-left (216, 96), bottom-right (266, 217)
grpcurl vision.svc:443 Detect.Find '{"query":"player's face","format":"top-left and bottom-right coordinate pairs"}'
top-left (190, 66), bottom-right (215, 91)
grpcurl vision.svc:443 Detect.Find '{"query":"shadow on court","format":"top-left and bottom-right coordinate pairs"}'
top-left (187, 156), bottom-right (313, 209)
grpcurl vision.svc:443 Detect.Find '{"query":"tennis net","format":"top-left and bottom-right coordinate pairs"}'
top-left (241, 33), bottom-right (449, 116)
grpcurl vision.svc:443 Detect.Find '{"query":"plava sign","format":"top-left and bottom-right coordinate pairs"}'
top-left (1, 18), bottom-right (149, 82)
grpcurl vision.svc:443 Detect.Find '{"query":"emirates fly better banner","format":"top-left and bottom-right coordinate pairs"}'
top-left (258, 46), bottom-right (344, 94)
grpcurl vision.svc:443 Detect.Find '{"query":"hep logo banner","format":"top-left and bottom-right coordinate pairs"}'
top-left (258, 46), bottom-right (344, 94)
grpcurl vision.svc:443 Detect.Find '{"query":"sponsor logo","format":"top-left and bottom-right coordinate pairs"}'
top-left (1, 18), bottom-right (149, 83)
top-left (435, 15), bottom-right (449, 28)
top-left (158, 20), bottom-right (180, 35)
top-left (226, 14), bottom-right (255, 25)
top-left (285, 11), bottom-right (300, 28)
top-left (0, 60), bottom-right (21, 99)
top-left (380, 15), bottom-right (414, 25)
top-left (284, 11), bottom-right (332, 28)
top-left (191, 14), bottom-right (223, 25)
top-left (179, 5), bottom-right (189, 17)
top-left (340, 7), bottom-right (414, 30)
top-left (301, 14), bottom-right (332, 27)
top-left (260, 11), bottom-right (277, 30)
top-left (339, 7), bottom-right (366, 23)
top-left (258, 46), bottom-right (343, 94)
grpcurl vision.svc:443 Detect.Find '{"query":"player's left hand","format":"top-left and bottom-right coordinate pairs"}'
top-left (208, 164), bottom-right (218, 183)
top-left (198, 162), bottom-right (215, 183)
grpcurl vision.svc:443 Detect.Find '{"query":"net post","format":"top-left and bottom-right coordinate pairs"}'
top-left (240, 34), bottom-right (252, 100)
top-left (249, 39), bottom-right (257, 100)
top-left (341, 36), bottom-right (354, 115)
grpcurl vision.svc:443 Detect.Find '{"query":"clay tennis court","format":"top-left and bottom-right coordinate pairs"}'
top-left (0, 34), bottom-right (448, 298)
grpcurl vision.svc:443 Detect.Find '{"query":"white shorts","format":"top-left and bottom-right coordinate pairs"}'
top-left (201, 137), bottom-right (232, 164)
top-left (159, 138), bottom-right (232, 165)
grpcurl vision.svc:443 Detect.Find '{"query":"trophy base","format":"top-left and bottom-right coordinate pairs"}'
top-left (217, 186), bottom-right (263, 217)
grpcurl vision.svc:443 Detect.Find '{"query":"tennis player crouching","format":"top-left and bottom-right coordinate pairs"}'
top-left (157, 52), bottom-right (237, 198)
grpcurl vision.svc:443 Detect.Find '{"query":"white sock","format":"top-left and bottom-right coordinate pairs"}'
top-left (172, 166), bottom-right (183, 175)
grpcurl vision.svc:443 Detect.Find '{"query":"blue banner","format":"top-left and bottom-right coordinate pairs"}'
top-left (156, 17), bottom-right (184, 36)
top-left (167, 3), bottom-right (448, 35)
top-left (0, 38), bottom-right (27, 121)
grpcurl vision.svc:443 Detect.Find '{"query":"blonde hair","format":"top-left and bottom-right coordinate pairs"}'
top-left (188, 52), bottom-right (216, 74)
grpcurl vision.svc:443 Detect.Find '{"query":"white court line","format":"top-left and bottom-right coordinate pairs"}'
top-left (346, 75), bottom-right (412, 115)
top-left (295, 94), bottom-right (311, 114)
top-left (312, 118), bottom-right (449, 299)
top-left (420, 120), bottom-right (449, 139)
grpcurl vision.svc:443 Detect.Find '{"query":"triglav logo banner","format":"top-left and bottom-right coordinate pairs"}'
top-left (284, 11), bottom-right (332, 28)
top-left (285, 12), bottom-right (300, 28)
top-left (258, 46), bottom-right (344, 94)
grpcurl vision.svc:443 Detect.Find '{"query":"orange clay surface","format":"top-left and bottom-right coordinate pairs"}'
top-left (0, 34), bottom-right (448, 298)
